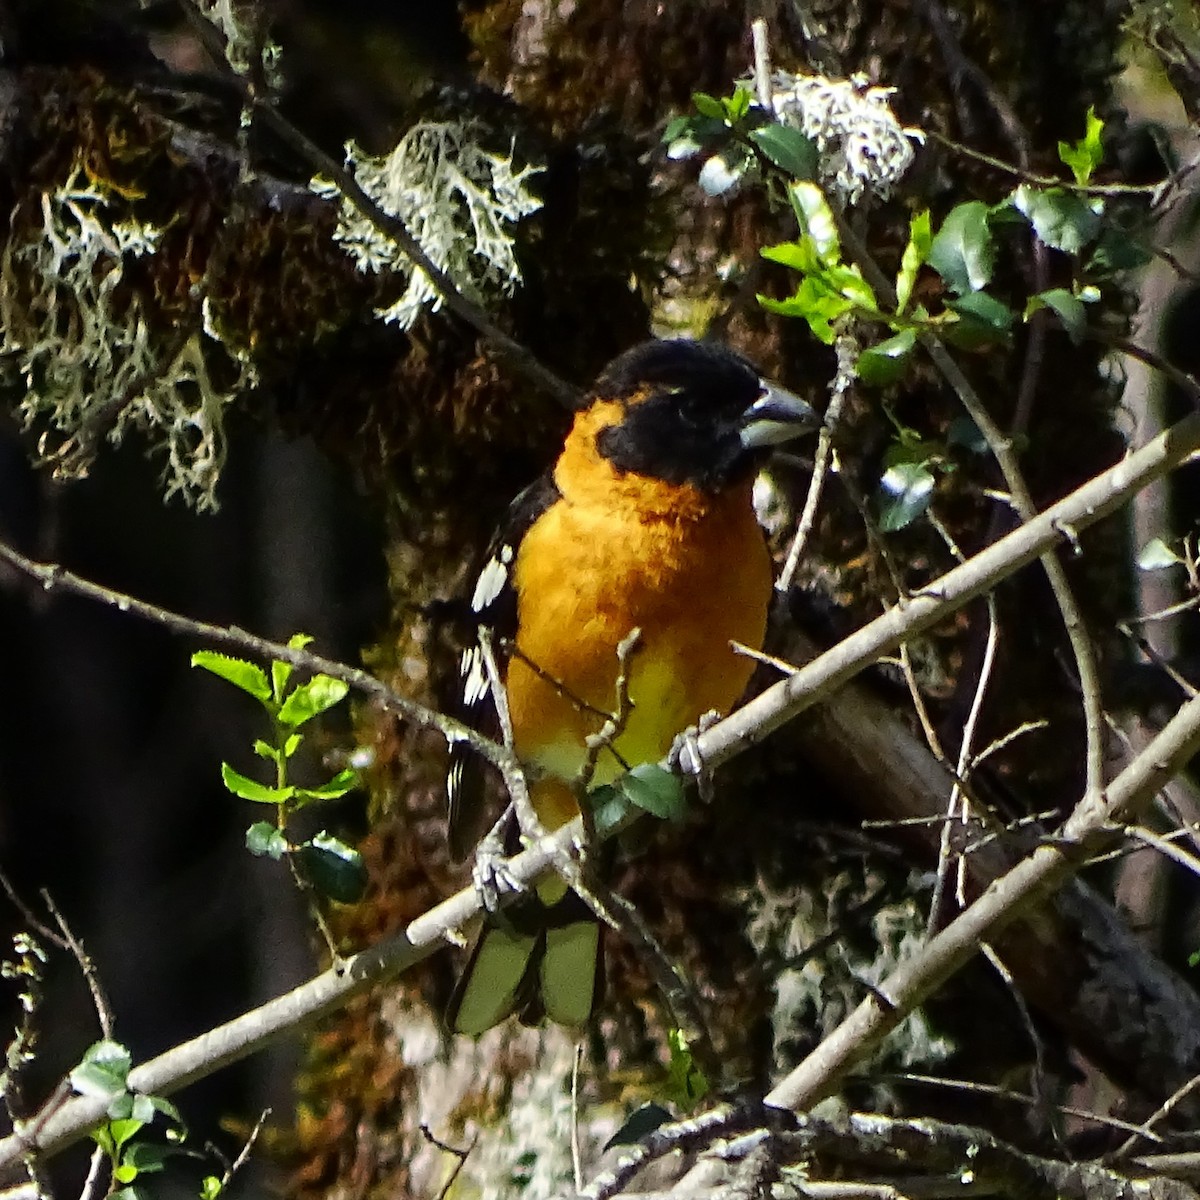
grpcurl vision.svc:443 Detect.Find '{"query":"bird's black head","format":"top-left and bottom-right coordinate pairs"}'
top-left (587, 339), bottom-right (819, 492)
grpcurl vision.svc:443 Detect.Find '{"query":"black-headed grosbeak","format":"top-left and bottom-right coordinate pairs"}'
top-left (446, 338), bottom-right (819, 1035)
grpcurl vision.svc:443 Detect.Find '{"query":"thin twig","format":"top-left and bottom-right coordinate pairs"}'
top-left (777, 336), bottom-right (852, 594)
top-left (571, 1045), bottom-right (585, 1194)
top-left (927, 130), bottom-right (1172, 198)
top-left (40, 894), bottom-right (113, 1040)
top-left (1110, 1070), bottom-right (1200, 1161)
top-left (0, 538), bottom-right (512, 776)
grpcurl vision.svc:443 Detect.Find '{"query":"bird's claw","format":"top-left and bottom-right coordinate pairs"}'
top-left (669, 709), bottom-right (721, 803)
top-left (471, 829), bottom-right (523, 914)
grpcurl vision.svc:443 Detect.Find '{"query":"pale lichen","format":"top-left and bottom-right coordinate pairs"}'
top-left (311, 121), bottom-right (543, 329)
top-left (0, 168), bottom-right (251, 510)
top-left (766, 71), bottom-right (925, 207)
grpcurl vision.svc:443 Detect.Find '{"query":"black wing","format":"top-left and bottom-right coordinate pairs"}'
top-left (446, 474), bottom-right (561, 862)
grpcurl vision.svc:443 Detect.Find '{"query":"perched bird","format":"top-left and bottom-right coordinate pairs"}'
top-left (445, 338), bottom-right (819, 1035)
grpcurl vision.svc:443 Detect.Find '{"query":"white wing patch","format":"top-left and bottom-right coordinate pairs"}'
top-left (459, 645), bottom-right (490, 706)
top-left (471, 545), bottom-right (513, 614)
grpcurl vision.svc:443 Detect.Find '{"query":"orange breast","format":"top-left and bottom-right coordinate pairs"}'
top-left (505, 432), bottom-right (772, 831)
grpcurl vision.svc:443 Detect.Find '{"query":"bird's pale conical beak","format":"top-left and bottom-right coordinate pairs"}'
top-left (739, 383), bottom-right (822, 449)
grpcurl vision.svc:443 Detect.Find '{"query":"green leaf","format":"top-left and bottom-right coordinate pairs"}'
top-left (878, 461), bottom-right (936, 531)
top-left (147, 1094), bottom-right (184, 1132)
top-left (691, 91), bottom-right (724, 120)
top-left (1137, 538), bottom-right (1183, 571)
top-left (1012, 185), bottom-right (1101, 254)
top-left (944, 291), bottom-right (1015, 348)
top-left (724, 85), bottom-right (752, 123)
top-left (253, 739), bottom-right (279, 763)
top-left (278, 675), bottom-right (350, 729)
top-left (271, 634), bottom-right (316, 702)
top-left (619, 764), bottom-right (687, 821)
top-left (294, 768), bottom-right (360, 806)
top-left (1086, 226), bottom-right (1152, 276)
top-left (896, 209), bottom-right (932, 314)
top-left (666, 1028), bottom-right (709, 1108)
top-left (191, 653), bottom-right (271, 704)
top-left (115, 1163), bottom-right (139, 1184)
top-left (588, 784), bottom-right (632, 838)
top-left (107, 1118), bottom-right (145, 1152)
top-left (128, 1094), bottom-right (155, 1124)
top-left (283, 733), bottom-right (303, 758)
top-left (221, 763), bottom-right (294, 805)
top-left (201, 1176), bottom-right (225, 1200)
top-left (246, 821), bottom-right (289, 859)
top-left (604, 1103), bottom-right (674, 1151)
top-left (748, 124), bottom-right (818, 180)
top-left (295, 833), bottom-right (367, 904)
top-left (71, 1040), bottom-right (132, 1102)
top-left (761, 239), bottom-right (819, 273)
top-left (663, 115), bottom-right (691, 143)
top-left (122, 1141), bottom-right (174, 1174)
top-left (928, 201), bottom-right (995, 295)
top-left (789, 182), bottom-right (840, 259)
top-left (856, 329), bottom-right (917, 387)
top-left (758, 278), bottom-right (853, 345)
top-left (1025, 287), bottom-right (1087, 344)
top-left (1057, 106), bottom-right (1104, 185)
top-left (112, 1187), bottom-right (152, 1200)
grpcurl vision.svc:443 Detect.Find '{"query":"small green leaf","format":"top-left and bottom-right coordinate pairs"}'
top-left (604, 1102), bottom-right (674, 1151)
top-left (896, 209), bottom-right (932, 313)
top-left (1013, 185), bottom-right (1101, 254)
top-left (944, 291), bottom-right (1015, 348)
top-left (112, 1187), bottom-right (152, 1200)
top-left (246, 822), bottom-right (289, 859)
top-left (1087, 226), bottom-right (1152, 275)
top-left (1025, 287), bottom-right (1087, 344)
top-left (663, 115), bottom-right (691, 143)
top-left (748, 124), bottom-right (818, 179)
top-left (666, 1028), bottom-right (709, 1108)
top-left (619, 764), bottom-right (687, 821)
top-left (146, 1094), bottom-right (184, 1131)
top-left (128, 1094), bottom-right (155, 1124)
top-left (191, 653), bottom-right (271, 703)
top-left (295, 833), bottom-right (367, 904)
top-left (201, 1176), bottom-right (224, 1200)
top-left (253, 739), bottom-right (279, 763)
top-left (856, 329), bottom-right (917, 387)
top-left (1057, 105), bottom-right (1104, 185)
top-left (294, 768), bottom-right (360, 806)
top-left (588, 783), bottom-right (632, 838)
top-left (1138, 538), bottom-right (1184, 571)
top-left (71, 1040), bottom-right (132, 1102)
top-left (122, 1141), bottom-right (173, 1174)
top-left (759, 278), bottom-right (854, 345)
top-left (761, 240), bottom-right (818, 273)
top-left (115, 1163), bottom-right (139, 1184)
top-left (278, 675), bottom-right (350, 729)
top-left (283, 733), bottom-right (303, 758)
top-left (928, 202), bottom-right (995, 295)
top-left (691, 91), bottom-right (724, 120)
top-left (879, 461), bottom-right (936, 531)
top-left (221, 763), bottom-right (294, 805)
top-left (724, 85), bottom-right (752, 122)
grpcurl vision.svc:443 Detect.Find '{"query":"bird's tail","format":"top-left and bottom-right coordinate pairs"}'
top-left (446, 890), bottom-right (602, 1035)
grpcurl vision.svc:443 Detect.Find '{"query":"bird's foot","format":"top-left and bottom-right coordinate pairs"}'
top-left (669, 709), bottom-right (721, 803)
top-left (471, 826), bottom-right (523, 915)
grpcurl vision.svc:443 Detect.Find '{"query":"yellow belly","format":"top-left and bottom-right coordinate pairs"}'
top-left (506, 478), bottom-right (772, 830)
